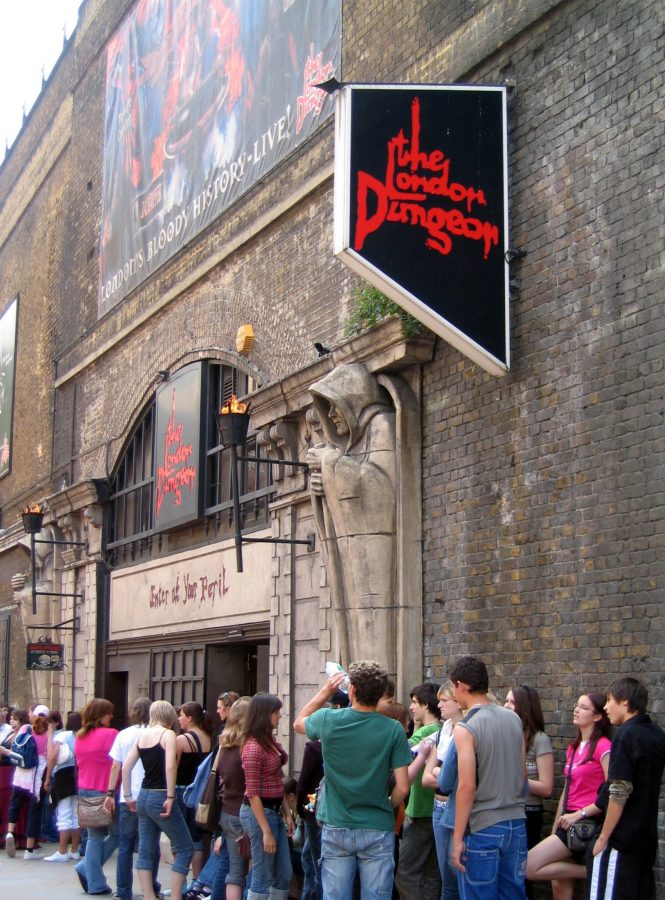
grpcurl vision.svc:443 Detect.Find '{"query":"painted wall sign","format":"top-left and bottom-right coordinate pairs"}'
top-left (99, 0), bottom-right (341, 313)
top-left (334, 85), bottom-right (510, 375)
top-left (27, 642), bottom-right (64, 671)
top-left (154, 364), bottom-right (204, 530)
top-left (109, 539), bottom-right (272, 638)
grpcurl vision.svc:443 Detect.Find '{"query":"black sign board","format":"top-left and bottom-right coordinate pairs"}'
top-left (154, 363), bottom-right (204, 531)
top-left (27, 643), bottom-right (64, 671)
top-left (334, 85), bottom-right (509, 374)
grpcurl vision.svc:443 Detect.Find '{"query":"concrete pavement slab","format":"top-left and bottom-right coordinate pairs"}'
top-left (0, 841), bottom-right (173, 897)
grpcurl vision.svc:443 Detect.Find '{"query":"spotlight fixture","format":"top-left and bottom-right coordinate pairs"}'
top-left (313, 76), bottom-right (344, 95)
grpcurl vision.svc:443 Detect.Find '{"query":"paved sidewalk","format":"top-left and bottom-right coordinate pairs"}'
top-left (0, 841), bottom-right (173, 897)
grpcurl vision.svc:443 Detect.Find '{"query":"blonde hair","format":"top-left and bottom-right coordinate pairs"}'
top-left (437, 681), bottom-right (455, 701)
top-left (220, 697), bottom-right (251, 749)
top-left (149, 700), bottom-right (177, 728)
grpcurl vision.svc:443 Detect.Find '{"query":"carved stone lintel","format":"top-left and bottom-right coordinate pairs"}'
top-left (257, 421), bottom-right (303, 489)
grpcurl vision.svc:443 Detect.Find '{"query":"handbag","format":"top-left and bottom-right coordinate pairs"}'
top-left (566, 819), bottom-right (600, 854)
top-left (78, 794), bottom-right (114, 829)
top-left (195, 747), bottom-right (222, 832)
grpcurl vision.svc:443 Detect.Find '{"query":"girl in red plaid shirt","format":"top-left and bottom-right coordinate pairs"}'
top-left (239, 694), bottom-right (293, 900)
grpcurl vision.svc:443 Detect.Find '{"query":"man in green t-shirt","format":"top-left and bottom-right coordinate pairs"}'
top-left (294, 660), bottom-right (412, 900)
top-left (394, 682), bottom-right (441, 900)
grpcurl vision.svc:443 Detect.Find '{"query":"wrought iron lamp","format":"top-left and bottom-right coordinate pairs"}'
top-left (21, 503), bottom-right (86, 624)
top-left (214, 398), bottom-right (314, 572)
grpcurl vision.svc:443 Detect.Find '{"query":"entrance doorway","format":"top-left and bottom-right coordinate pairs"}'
top-left (205, 641), bottom-right (269, 714)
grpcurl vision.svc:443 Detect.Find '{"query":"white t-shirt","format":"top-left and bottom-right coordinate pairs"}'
top-left (436, 717), bottom-right (455, 762)
top-left (108, 724), bottom-right (146, 802)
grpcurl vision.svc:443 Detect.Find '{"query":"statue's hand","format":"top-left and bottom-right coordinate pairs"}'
top-left (309, 470), bottom-right (325, 495)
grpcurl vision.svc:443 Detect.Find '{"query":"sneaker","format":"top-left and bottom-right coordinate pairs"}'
top-left (5, 833), bottom-right (16, 857)
top-left (44, 850), bottom-right (70, 862)
top-left (68, 850), bottom-right (81, 860)
top-left (24, 849), bottom-right (44, 859)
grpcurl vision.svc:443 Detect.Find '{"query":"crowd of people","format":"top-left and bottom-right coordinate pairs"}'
top-left (0, 657), bottom-right (664, 900)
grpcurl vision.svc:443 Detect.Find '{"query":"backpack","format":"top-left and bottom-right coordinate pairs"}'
top-left (12, 726), bottom-right (38, 769)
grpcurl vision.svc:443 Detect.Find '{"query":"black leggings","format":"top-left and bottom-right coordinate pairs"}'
top-left (9, 786), bottom-right (43, 839)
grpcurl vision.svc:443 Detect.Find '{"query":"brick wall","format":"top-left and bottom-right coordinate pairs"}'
top-left (0, 0), bottom-right (662, 889)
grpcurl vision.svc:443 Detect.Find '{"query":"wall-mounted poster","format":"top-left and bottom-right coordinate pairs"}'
top-left (100, 0), bottom-right (342, 314)
top-left (334, 85), bottom-right (510, 375)
top-left (154, 364), bottom-right (205, 531)
top-left (0, 298), bottom-right (18, 478)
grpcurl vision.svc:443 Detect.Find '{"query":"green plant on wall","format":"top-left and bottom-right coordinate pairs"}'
top-left (344, 284), bottom-right (423, 337)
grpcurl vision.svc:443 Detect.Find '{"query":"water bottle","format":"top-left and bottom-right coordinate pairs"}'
top-left (325, 661), bottom-right (349, 693)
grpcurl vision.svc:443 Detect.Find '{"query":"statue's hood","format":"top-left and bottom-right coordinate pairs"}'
top-left (309, 364), bottom-right (391, 450)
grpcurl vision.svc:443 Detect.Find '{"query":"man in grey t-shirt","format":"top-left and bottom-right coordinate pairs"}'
top-left (450, 656), bottom-right (527, 899)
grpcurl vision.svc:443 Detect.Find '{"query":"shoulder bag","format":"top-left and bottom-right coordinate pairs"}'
top-left (561, 754), bottom-right (602, 855)
top-left (195, 747), bottom-right (222, 832)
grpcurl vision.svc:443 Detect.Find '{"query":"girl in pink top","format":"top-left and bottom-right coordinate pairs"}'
top-left (526, 692), bottom-right (612, 900)
top-left (73, 698), bottom-right (118, 895)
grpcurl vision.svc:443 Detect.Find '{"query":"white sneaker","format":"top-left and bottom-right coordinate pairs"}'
top-left (68, 850), bottom-right (81, 860)
top-left (44, 850), bottom-right (70, 862)
top-left (24, 849), bottom-right (44, 859)
top-left (5, 832), bottom-right (15, 857)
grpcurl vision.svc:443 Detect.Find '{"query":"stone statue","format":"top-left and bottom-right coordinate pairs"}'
top-left (307, 363), bottom-right (399, 671)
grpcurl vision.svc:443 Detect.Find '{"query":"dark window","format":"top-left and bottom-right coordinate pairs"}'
top-left (205, 364), bottom-right (273, 530)
top-left (106, 362), bottom-right (273, 565)
top-left (107, 404), bottom-right (154, 552)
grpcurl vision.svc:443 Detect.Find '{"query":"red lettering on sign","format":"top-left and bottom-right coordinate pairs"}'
top-left (354, 98), bottom-right (500, 259)
top-left (155, 389), bottom-right (196, 515)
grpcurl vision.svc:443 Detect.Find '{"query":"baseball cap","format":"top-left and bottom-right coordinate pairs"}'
top-left (33, 704), bottom-right (49, 716)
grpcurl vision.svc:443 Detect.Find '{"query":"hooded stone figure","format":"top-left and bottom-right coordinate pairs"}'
top-left (307, 363), bottom-right (397, 670)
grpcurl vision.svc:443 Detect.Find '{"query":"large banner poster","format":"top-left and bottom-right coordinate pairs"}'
top-left (0, 298), bottom-right (18, 478)
top-left (100, 0), bottom-right (342, 314)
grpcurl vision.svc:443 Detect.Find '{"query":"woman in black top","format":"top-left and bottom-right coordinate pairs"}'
top-left (176, 701), bottom-right (213, 878)
top-left (123, 701), bottom-right (194, 900)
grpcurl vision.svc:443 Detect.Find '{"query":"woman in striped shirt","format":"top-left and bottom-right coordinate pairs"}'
top-left (239, 693), bottom-right (293, 900)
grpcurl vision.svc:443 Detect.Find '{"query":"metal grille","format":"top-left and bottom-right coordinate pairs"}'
top-left (150, 645), bottom-right (205, 706)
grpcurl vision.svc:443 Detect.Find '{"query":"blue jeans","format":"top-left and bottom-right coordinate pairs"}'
top-left (301, 818), bottom-right (323, 900)
top-left (74, 789), bottom-right (119, 895)
top-left (320, 825), bottom-right (395, 900)
top-left (210, 836), bottom-right (231, 900)
top-left (136, 788), bottom-right (194, 876)
top-left (239, 803), bottom-right (292, 896)
top-left (115, 803), bottom-right (161, 900)
top-left (221, 810), bottom-right (249, 886)
top-left (458, 819), bottom-right (527, 900)
top-left (432, 801), bottom-right (459, 900)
